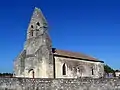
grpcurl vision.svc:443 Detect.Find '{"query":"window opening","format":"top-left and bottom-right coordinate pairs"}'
top-left (37, 22), bottom-right (40, 26)
top-left (31, 25), bottom-right (34, 28)
top-left (63, 63), bottom-right (66, 75)
top-left (31, 30), bottom-right (33, 36)
top-left (92, 68), bottom-right (94, 75)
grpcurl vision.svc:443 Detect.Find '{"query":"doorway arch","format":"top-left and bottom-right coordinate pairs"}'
top-left (28, 69), bottom-right (35, 78)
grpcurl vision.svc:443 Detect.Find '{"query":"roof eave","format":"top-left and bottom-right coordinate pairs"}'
top-left (53, 54), bottom-right (104, 63)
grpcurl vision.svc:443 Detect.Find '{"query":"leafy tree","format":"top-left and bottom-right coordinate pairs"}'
top-left (104, 64), bottom-right (114, 73)
top-left (104, 64), bottom-right (116, 77)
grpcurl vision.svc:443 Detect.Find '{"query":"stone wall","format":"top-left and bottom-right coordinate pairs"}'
top-left (55, 56), bottom-right (104, 78)
top-left (0, 77), bottom-right (120, 90)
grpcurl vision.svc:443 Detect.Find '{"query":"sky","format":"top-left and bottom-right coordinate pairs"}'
top-left (0, 0), bottom-right (120, 72)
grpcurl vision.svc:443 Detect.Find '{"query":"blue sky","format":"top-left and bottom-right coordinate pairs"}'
top-left (0, 0), bottom-right (120, 72)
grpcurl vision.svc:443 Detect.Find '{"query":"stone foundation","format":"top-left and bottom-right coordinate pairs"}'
top-left (0, 77), bottom-right (120, 90)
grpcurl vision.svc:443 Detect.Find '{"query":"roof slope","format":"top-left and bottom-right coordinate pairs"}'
top-left (53, 48), bottom-right (103, 62)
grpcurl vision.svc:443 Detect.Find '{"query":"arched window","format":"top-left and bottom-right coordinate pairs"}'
top-left (37, 22), bottom-right (40, 26)
top-left (62, 63), bottom-right (66, 75)
top-left (36, 22), bottom-right (40, 31)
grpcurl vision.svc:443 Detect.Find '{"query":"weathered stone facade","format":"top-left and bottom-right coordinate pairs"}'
top-left (14, 7), bottom-right (104, 78)
top-left (54, 56), bottom-right (104, 78)
top-left (0, 77), bottom-right (120, 90)
top-left (14, 7), bottom-right (53, 78)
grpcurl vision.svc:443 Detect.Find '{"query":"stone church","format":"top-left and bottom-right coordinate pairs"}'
top-left (14, 7), bottom-right (104, 78)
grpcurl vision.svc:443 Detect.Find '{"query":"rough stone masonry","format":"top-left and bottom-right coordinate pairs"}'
top-left (14, 7), bottom-right (104, 79)
top-left (11, 7), bottom-right (109, 90)
top-left (0, 77), bottom-right (120, 90)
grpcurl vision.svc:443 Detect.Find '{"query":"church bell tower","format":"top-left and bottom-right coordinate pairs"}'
top-left (15, 7), bottom-right (54, 78)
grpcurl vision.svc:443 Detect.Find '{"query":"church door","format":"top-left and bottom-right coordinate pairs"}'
top-left (28, 69), bottom-right (35, 78)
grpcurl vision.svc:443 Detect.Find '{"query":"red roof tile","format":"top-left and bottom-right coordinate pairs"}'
top-left (53, 48), bottom-right (99, 61)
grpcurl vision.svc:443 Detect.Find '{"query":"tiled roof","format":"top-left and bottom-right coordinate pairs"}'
top-left (52, 48), bottom-right (101, 62)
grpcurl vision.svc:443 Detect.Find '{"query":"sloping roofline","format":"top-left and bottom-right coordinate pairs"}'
top-left (52, 48), bottom-right (104, 63)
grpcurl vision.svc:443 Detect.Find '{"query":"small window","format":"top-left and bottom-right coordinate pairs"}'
top-left (31, 25), bottom-right (34, 28)
top-left (31, 30), bottom-right (33, 36)
top-left (62, 63), bottom-right (66, 75)
top-left (37, 22), bottom-right (40, 26)
top-left (92, 68), bottom-right (94, 75)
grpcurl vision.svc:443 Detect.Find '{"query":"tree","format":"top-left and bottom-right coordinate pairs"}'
top-left (0, 73), bottom-right (13, 77)
top-left (104, 64), bottom-right (115, 77)
top-left (104, 64), bottom-right (114, 73)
